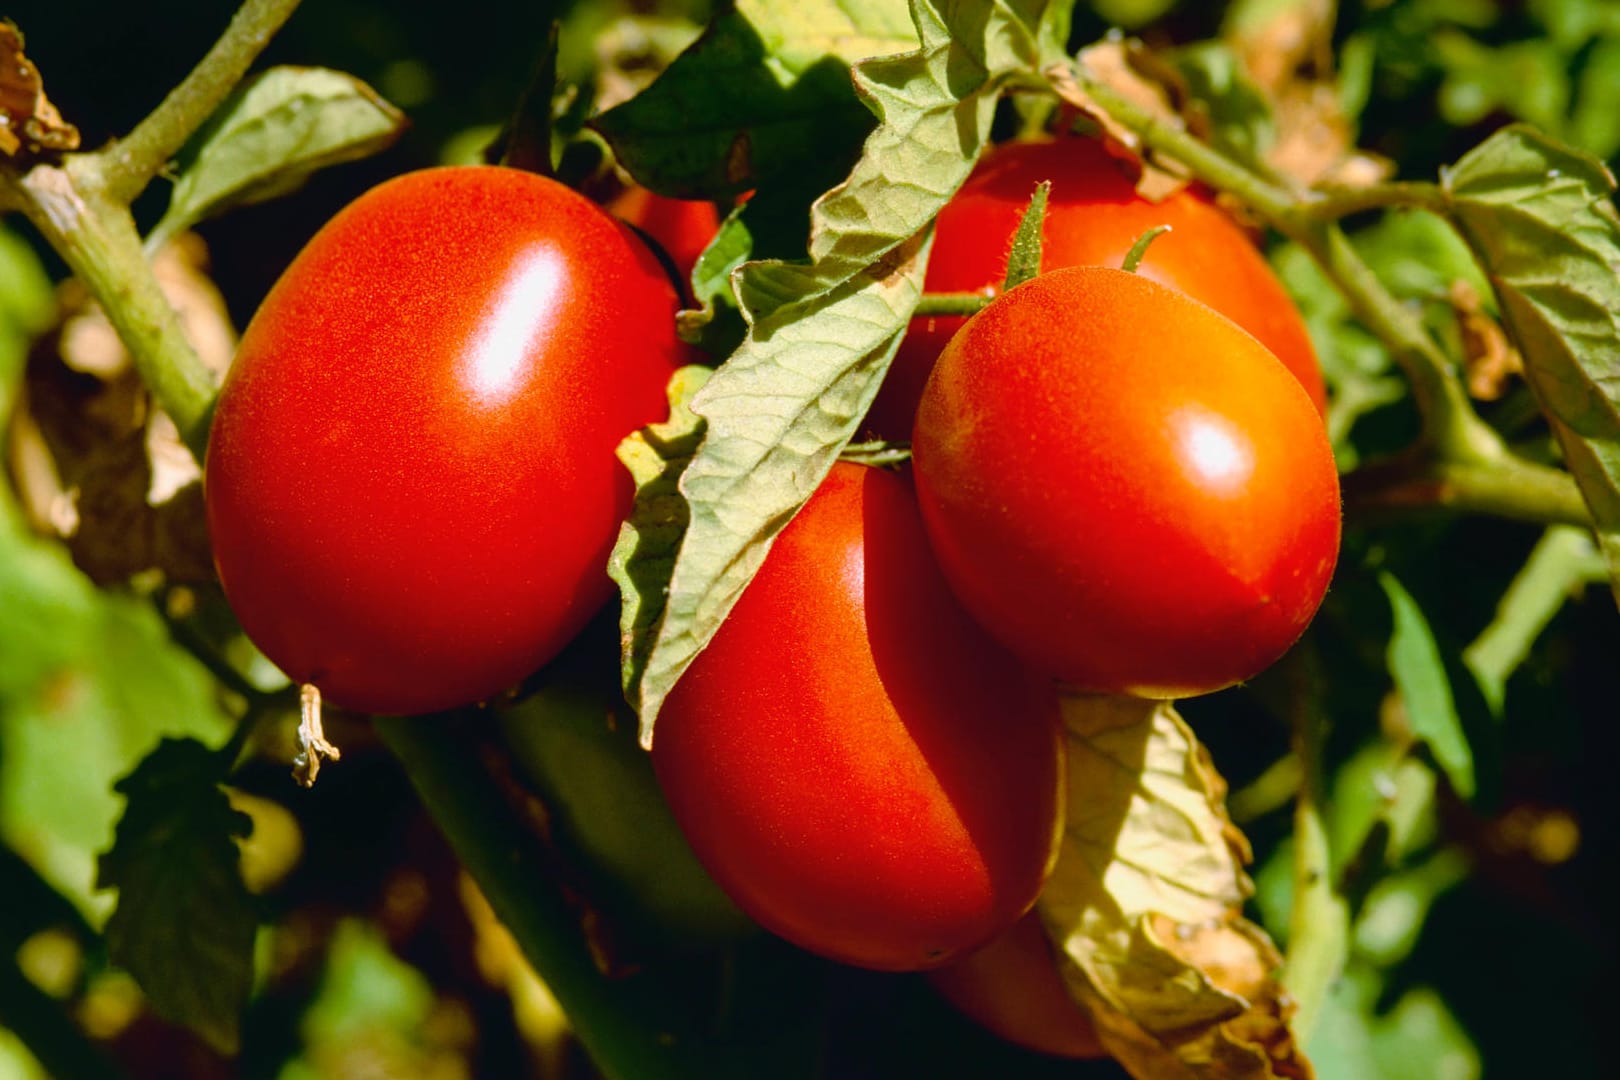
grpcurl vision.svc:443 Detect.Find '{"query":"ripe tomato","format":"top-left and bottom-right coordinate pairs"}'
top-left (652, 462), bottom-right (1064, 971)
top-left (928, 912), bottom-right (1106, 1059)
top-left (866, 135), bottom-right (1326, 437)
top-left (606, 184), bottom-right (721, 284)
top-left (911, 266), bottom-right (1340, 699)
top-left (205, 166), bottom-right (681, 714)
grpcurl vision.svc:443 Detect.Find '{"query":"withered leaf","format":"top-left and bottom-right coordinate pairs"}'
top-left (1039, 695), bottom-right (1313, 1080)
top-left (0, 20), bottom-right (80, 159)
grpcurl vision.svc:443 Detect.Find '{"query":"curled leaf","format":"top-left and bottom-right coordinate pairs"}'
top-left (149, 67), bottom-right (406, 250)
top-left (1040, 695), bottom-right (1312, 1080)
top-left (1441, 124), bottom-right (1620, 606)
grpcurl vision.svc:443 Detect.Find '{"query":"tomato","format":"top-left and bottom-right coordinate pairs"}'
top-left (865, 135), bottom-right (1326, 437)
top-left (928, 912), bottom-right (1106, 1059)
top-left (606, 184), bottom-right (721, 284)
top-left (652, 462), bottom-right (1064, 971)
top-left (911, 266), bottom-right (1340, 699)
top-left (205, 166), bottom-right (681, 714)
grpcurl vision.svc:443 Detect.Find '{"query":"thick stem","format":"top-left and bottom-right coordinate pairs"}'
top-left (375, 716), bottom-right (738, 1080)
top-left (1278, 645), bottom-right (1349, 1044)
top-left (9, 164), bottom-right (217, 459)
top-left (1301, 222), bottom-right (1506, 465)
top-left (1304, 181), bottom-right (1448, 220)
top-left (1344, 455), bottom-right (1590, 528)
top-left (1058, 68), bottom-right (1507, 466)
top-left (97, 0), bottom-right (306, 204)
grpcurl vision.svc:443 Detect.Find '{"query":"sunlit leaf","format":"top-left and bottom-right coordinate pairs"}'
top-left (1442, 124), bottom-right (1620, 607)
top-left (149, 67), bottom-right (406, 249)
top-left (621, 0), bottom-right (1060, 741)
top-left (96, 738), bottom-right (255, 1053)
top-left (591, 4), bottom-right (910, 200)
top-left (1040, 695), bottom-right (1312, 1080)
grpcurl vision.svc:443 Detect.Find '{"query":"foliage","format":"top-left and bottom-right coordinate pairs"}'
top-left (1, 1), bottom-right (1615, 1078)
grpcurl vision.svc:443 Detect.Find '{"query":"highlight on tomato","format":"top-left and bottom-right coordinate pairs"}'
top-left (865, 134), bottom-right (1326, 437)
top-left (910, 265), bottom-right (1341, 699)
top-left (205, 165), bottom-right (683, 715)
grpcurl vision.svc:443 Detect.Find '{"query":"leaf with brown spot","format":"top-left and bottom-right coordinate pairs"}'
top-left (1040, 695), bottom-right (1313, 1080)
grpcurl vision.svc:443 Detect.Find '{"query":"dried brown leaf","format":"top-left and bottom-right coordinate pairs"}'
top-left (1225, 0), bottom-right (1388, 189)
top-left (12, 235), bottom-right (232, 582)
top-left (1048, 44), bottom-right (1193, 201)
top-left (1039, 695), bottom-right (1313, 1080)
top-left (0, 20), bottom-right (80, 158)
top-left (1449, 279), bottom-right (1522, 401)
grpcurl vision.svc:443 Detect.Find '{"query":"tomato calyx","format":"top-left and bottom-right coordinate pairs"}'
top-left (1120, 223), bottom-right (1173, 273)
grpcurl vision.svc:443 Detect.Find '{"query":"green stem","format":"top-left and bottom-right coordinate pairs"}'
top-left (1464, 524), bottom-right (1605, 709)
top-left (1059, 68), bottom-right (1507, 466)
top-left (1344, 455), bottom-right (1590, 527)
top-left (8, 165), bottom-right (217, 459)
top-left (97, 0), bottom-right (306, 205)
top-left (1301, 222), bottom-right (1505, 465)
top-left (1278, 645), bottom-right (1349, 1045)
top-left (1303, 182), bottom-right (1447, 220)
top-left (913, 291), bottom-right (995, 317)
top-left (376, 716), bottom-right (742, 1080)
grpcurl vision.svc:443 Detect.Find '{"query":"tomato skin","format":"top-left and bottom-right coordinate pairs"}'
top-left (866, 136), bottom-right (1326, 437)
top-left (911, 266), bottom-right (1340, 699)
top-left (606, 185), bottom-right (721, 282)
top-left (928, 912), bottom-right (1106, 1059)
top-left (205, 166), bottom-right (681, 714)
top-left (652, 462), bottom-right (1064, 972)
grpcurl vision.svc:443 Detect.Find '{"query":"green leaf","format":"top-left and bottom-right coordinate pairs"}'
top-left (96, 738), bottom-right (255, 1053)
top-left (1040, 695), bottom-right (1311, 1079)
top-left (1441, 124), bottom-right (1620, 607)
top-left (1378, 572), bottom-right (1476, 799)
top-left (1463, 524), bottom-right (1607, 712)
top-left (607, 365), bottom-right (711, 722)
top-left (623, 0), bottom-right (1059, 740)
top-left (591, 5), bottom-right (908, 200)
top-left (149, 67), bottom-right (406, 249)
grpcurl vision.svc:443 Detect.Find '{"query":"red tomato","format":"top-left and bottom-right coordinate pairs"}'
top-left (911, 266), bottom-right (1340, 699)
top-left (606, 184), bottom-right (721, 283)
top-left (652, 462), bottom-right (1064, 971)
top-left (928, 912), bottom-right (1106, 1059)
top-left (205, 166), bottom-right (681, 714)
top-left (866, 135), bottom-right (1326, 437)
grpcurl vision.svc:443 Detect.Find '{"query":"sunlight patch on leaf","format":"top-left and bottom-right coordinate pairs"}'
top-left (149, 67), bottom-right (405, 253)
top-left (621, 0), bottom-right (1061, 740)
top-left (1441, 124), bottom-right (1620, 608)
top-left (1040, 695), bottom-right (1313, 1080)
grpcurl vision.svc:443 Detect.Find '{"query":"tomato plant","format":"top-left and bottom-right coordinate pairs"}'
top-left (865, 134), bottom-right (1326, 438)
top-left (927, 912), bottom-right (1105, 1060)
top-left (205, 165), bottom-right (682, 714)
top-left (911, 265), bottom-right (1341, 698)
top-left (651, 462), bottom-right (1064, 972)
